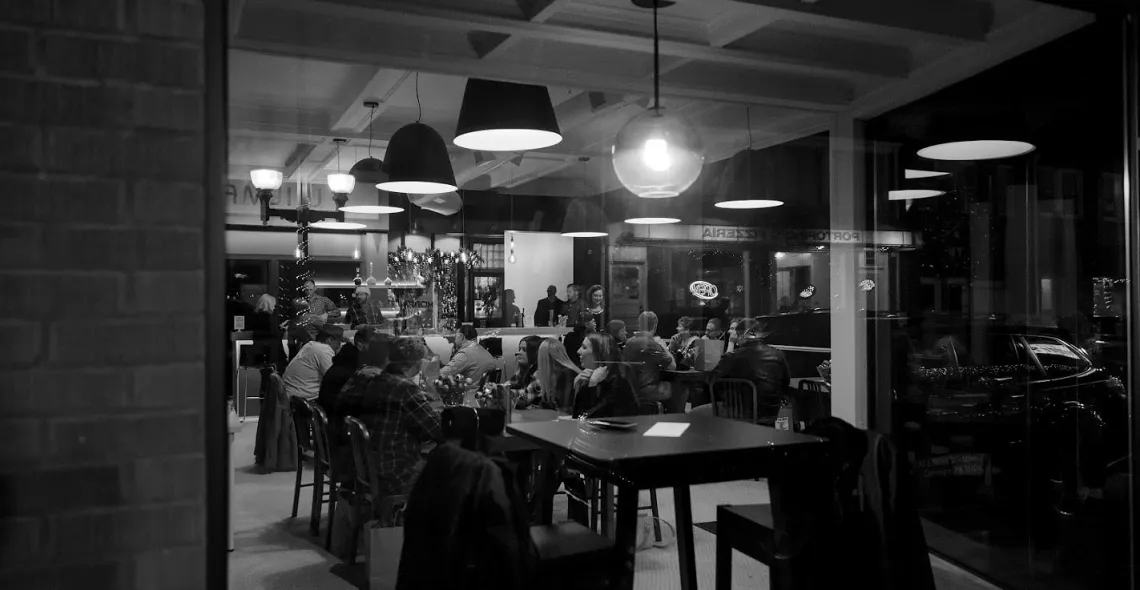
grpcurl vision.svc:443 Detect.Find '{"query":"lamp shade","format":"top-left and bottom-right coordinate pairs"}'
top-left (340, 187), bottom-right (404, 214)
top-left (410, 191), bottom-right (463, 216)
top-left (612, 108), bottom-right (704, 199)
top-left (624, 195), bottom-right (680, 224)
top-left (327, 173), bottom-right (356, 194)
top-left (350, 157), bottom-right (388, 184)
top-left (561, 198), bottom-right (608, 237)
top-left (250, 169), bottom-right (283, 191)
top-left (454, 79), bottom-right (562, 152)
top-left (713, 150), bottom-right (783, 209)
top-left (378, 123), bottom-right (457, 195)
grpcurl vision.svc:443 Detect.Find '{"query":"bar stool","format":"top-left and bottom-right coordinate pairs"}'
top-left (344, 416), bottom-right (407, 565)
top-left (289, 397), bottom-right (316, 519)
top-left (306, 401), bottom-right (350, 548)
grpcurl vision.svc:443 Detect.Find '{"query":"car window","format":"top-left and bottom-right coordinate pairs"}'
top-left (1024, 336), bottom-right (1089, 379)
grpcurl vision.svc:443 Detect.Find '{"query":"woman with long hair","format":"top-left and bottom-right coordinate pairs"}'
top-left (510, 335), bottom-right (544, 390)
top-left (535, 338), bottom-right (581, 412)
top-left (573, 332), bottom-right (638, 418)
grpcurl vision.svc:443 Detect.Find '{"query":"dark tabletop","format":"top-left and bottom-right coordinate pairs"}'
top-left (506, 414), bottom-right (827, 488)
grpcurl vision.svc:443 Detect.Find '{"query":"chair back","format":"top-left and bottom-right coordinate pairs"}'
top-left (344, 416), bottom-right (379, 497)
top-left (290, 396), bottom-right (315, 455)
top-left (798, 379), bottom-right (832, 427)
top-left (711, 378), bottom-right (784, 425)
top-left (306, 400), bottom-right (333, 470)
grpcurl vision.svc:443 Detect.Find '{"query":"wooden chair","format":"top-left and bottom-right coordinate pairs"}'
top-left (344, 416), bottom-right (408, 565)
top-left (710, 378), bottom-right (784, 426)
top-left (305, 400), bottom-right (347, 549)
top-left (289, 397), bottom-right (316, 519)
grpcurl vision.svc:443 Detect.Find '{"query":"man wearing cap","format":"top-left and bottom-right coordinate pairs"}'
top-left (345, 286), bottom-right (386, 329)
top-left (281, 325), bottom-right (344, 400)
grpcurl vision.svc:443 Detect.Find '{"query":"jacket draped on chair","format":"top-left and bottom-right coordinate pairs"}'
top-left (254, 373), bottom-right (298, 472)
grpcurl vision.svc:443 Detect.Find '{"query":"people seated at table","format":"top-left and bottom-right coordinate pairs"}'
top-left (668, 316), bottom-right (701, 367)
top-left (534, 284), bottom-right (564, 327)
top-left (335, 337), bottom-right (444, 496)
top-left (281, 325), bottom-right (343, 400)
top-left (534, 338), bottom-right (582, 412)
top-left (692, 318), bottom-right (791, 417)
top-left (703, 318), bottom-right (726, 342)
top-left (606, 319), bottom-right (628, 349)
top-left (344, 286), bottom-right (387, 329)
top-left (574, 332), bottom-right (639, 418)
top-left (440, 324), bottom-right (496, 383)
top-left (624, 311), bottom-right (677, 408)
top-left (509, 335), bottom-right (544, 390)
top-left (725, 317), bottom-right (745, 353)
top-left (318, 327), bottom-right (385, 413)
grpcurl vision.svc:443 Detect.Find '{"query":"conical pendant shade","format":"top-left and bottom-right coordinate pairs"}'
top-left (561, 198), bottom-right (608, 237)
top-left (350, 156), bottom-right (388, 185)
top-left (454, 79), bottom-right (562, 152)
top-left (378, 123), bottom-right (457, 194)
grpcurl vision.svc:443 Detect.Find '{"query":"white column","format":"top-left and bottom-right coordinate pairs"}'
top-left (829, 115), bottom-right (868, 428)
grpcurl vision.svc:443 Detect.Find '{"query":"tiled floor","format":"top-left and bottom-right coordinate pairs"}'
top-left (229, 419), bottom-right (1000, 590)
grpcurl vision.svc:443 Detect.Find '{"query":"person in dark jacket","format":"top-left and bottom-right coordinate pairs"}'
top-left (318, 327), bottom-right (385, 414)
top-left (622, 311), bottom-right (677, 408)
top-left (572, 332), bottom-right (638, 419)
top-left (533, 285), bottom-right (564, 327)
top-left (698, 318), bottom-right (790, 414)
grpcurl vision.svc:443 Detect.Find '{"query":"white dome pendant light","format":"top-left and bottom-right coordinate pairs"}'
top-left (611, 0), bottom-right (703, 199)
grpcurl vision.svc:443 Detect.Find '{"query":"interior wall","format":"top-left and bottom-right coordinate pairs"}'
top-left (503, 231), bottom-right (574, 325)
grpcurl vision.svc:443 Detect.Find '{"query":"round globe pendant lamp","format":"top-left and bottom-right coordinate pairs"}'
top-left (611, 0), bottom-right (703, 199)
top-left (454, 79), bottom-right (562, 152)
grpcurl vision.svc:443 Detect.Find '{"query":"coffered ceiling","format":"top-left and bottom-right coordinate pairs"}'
top-left (226, 0), bottom-right (1092, 198)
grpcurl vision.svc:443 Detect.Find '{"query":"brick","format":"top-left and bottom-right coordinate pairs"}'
top-left (0, 368), bottom-right (131, 415)
top-left (0, 272), bottom-right (124, 319)
top-left (39, 82), bottom-right (134, 129)
top-left (49, 413), bottom-right (204, 463)
top-left (49, 318), bottom-right (204, 366)
top-left (122, 455), bottom-right (205, 503)
top-left (46, 227), bottom-right (138, 270)
top-left (0, 466), bottom-right (122, 517)
top-left (130, 131), bottom-right (204, 181)
top-left (0, 29), bottom-right (34, 74)
top-left (134, 88), bottom-right (204, 131)
top-left (131, 0), bottom-right (204, 40)
top-left (135, 42), bottom-right (203, 88)
top-left (0, 517), bottom-right (47, 566)
top-left (130, 271), bottom-right (204, 314)
top-left (0, 79), bottom-right (37, 124)
top-left (0, 320), bottom-right (42, 368)
top-left (134, 546), bottom-right (206, 590)
top-left (0, 562), bottom-right (126, 590)
top-left (6, 175), bottom-right (125, 224)
top-left (0, 125), bottom-right (42, 173)
top-left (47, 503), bottom-right (203, 560)
top-left (131, 180), bottom-right (205, 225)
top-left (0, 0), bottom-right (50, 24)
top-left (132, 362), bottom-right (205, 409)
top-left (51, 0), bottom-right (125, 33)
top-left (39, 34), bottom-right (134, 82)
top-left (0, 418), bottom-right (45, 465)
top-left (43, 128), bottom-right (130, 177)
top-left (0, 223), bottom-right (44, 269)
top-left (139, 229), bottom-right (203, 270)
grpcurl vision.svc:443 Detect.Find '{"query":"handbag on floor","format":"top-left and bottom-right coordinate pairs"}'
top-left (636, 514), bottom-right (676, 551)
top-left (365, 521), bottom-right (404, 590)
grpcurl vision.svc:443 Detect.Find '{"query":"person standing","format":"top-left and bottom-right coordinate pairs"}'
top-left (503, 289), bottom-right (522, 327)
top-left (623, 311), bottom-right (677, 409)
top-left (298, 278), bottom-right (341, 336)
top-left (583, 285), bottom-right (605, 330)
top-left (345, 286), bottom-right (386, 329)
top-left (281, 326), bottom-right (343, 400)
top-left (563, 284), bottom-right (588, 328)
top-left (440, 324), bottom-right (496, 383)
top-left (534, 285), bottom-right (564, 327)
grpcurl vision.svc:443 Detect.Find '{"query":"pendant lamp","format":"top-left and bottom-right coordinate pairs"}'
top-left (350, 102), bottom-right (389, 185)
top-left (326, 138), bottom-right (356, 195)
top-left (612, 0), bottom-right (703, 199)
top-left (454, 79), bottom-right (562, 152)
top-left (624, 194), bottom-right (680, 224)
top-left (378, 122), bottom-right (457, 194)
top-left (715, 107), bottom-right (782, 209)
top-left (914, 111), bottom-right (1036, 161)
top-left (561, 198), bottom-right (608, 237)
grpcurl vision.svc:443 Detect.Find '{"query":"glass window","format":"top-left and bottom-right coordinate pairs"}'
top-left (1025, 336), bottom-right (1089, 379)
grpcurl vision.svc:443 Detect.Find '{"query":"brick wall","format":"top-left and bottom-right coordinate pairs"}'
top-left (0, 1), bottom-right (212, 588)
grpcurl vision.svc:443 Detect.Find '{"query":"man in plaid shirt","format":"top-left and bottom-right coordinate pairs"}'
top-left (335, 337), bottom-right (442, 496)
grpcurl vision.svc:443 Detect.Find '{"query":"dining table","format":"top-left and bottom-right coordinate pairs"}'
top-left (506, 413), bottom-right (829, 590)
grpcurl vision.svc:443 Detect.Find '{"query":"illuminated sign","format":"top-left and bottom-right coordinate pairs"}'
top-left (689, 281), bottom-right (719, 300)
top-left (799, 285), bottom-right (816, 299)
top-left (860, 279), bottom-right (876, 292)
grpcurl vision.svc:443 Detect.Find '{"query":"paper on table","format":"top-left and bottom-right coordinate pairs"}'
top-left (644, 423), bottom-right (690, 437)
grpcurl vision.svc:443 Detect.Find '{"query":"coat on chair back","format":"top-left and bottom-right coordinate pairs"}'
top-left (396, 442), bottom-right (537, 590)
top-left (253, 373), bottom-right (297, 472)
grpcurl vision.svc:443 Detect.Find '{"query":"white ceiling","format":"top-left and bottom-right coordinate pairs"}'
top-left (227, 0), bottom-right (1092, 197)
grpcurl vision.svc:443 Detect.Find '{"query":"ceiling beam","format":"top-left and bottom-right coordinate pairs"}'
top-left (729, 0), bottom-right (992, 43)
top-left (331, 69), bottom-right (411, 132)
top-left (231, 34), bottom-right (850, 112)
top-left (281, 143), bottom-right (318, 180)
top-left (470, 0), bottom-right (574, 60)
top-left (246, 0), bottom-right (904, 80)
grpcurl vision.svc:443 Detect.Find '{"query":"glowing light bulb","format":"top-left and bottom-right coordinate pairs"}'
top-left (294, 246), bottom-right (302, 259)
top-left (508, 252), bottom-right (517, 264)
top-left (352, 248), bottom-right (360, 259)
top-left (406, 250), bottom-right (414, 261)
top-left (460, 252), bottom-right (468, 263)
top-left (642, 138), bottom-right (671, 172)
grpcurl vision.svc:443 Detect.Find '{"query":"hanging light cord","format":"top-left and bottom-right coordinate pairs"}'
top-left (367, 103), bottom-right (375, 156)
top-left (415, 72), bottom-right (422, 123)
top-left (746, 106), bottom-right (753, 148)
top-left (652, 2), bottom-right (660, 112)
